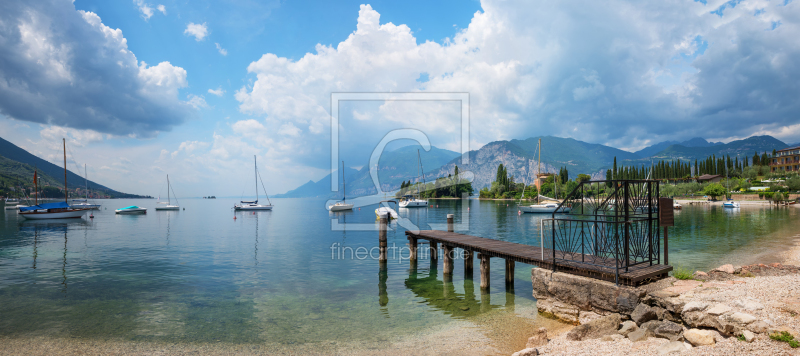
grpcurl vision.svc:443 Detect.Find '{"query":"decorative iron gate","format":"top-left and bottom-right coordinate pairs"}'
top-left (542, 180), bottom-right (662, 285)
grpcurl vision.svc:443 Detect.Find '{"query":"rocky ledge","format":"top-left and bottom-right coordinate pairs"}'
top-left (518, 263), bottom-right (800, 355)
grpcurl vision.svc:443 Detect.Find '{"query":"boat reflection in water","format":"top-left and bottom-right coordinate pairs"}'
top-left (19, 219), bottom-right (89, 296)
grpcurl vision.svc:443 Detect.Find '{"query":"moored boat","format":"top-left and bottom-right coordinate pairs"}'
top-left (234, 156), bottom-right (273, 211)
top-left (398, 150), bottom-right (428, 208)
top-left (328, 161), bottom-right (354, 211)
top-left (155, 175), bottom-right (180, 211)
top-left (115, 206), bottom-right (147, 214)
top-left (375, 200), bottom-right (398, 219)
top-left (19, 139), bottom-right (89, 220)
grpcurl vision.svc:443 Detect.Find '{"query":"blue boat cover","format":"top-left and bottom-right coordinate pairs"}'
top-left (119, 206), bottom-right (141, 210)
top-left (19, 201), bottom-right (70, 212)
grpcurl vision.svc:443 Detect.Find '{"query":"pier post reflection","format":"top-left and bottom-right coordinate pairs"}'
top-left (379, 260), bottom-right (388, 307)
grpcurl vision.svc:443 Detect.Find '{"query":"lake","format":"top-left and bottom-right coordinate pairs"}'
top-left (1, 198), bottom-right (798, 352)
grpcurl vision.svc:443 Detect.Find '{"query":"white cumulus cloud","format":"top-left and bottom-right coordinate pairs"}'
top-left (184, 22), bottom-right (208, 41)
top-left (208, 87), bottom-right (225, 96)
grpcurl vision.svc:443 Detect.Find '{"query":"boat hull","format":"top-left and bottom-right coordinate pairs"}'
top-left (329, 204), bottom-right (354, 211)
top-left (116, 209), bottom-right (147, 214)
top-left (234, 205), bottom-right (273, 211)
top-left (399, 200), bottom-right (428, 208)
top-left (375, 207), bottom-right (398, 219)
top-left (155, 206), bottom-right (180, 211)
top-left (71, 203), bottom-right (101, 209)
top-left (19, 208), bottom-right (89, 220)
top-left (519, 205), bottom-right (571, 214)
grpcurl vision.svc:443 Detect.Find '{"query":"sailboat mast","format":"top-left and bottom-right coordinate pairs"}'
top-left (34, 167), bottom-right (38, 205)
top-left (167, 175), bottom-right (171, 204)
top-left (63, 138), bottom-right (68, 204)
top-left (254, 155), bottom-right (258, 201)
top-left (537, 138), bottom-right (541, 202)
top-left (85, 164), bottom-right (88, 200)
top-left (342, 161), bottom-right (346, 202)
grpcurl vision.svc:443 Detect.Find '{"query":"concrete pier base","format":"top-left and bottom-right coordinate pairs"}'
top-left (532, 268), bottom-right (646, 325)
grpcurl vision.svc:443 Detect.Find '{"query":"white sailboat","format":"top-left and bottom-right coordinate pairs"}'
top-left (328, 161), bottom-right (353, 211)
top-left (399, 149), bottom-right (428, 208)
top-left (71, 164), bottom-right (101, 209)
top-left (19, 139), bottom-right (90, 220)
top-left (234, 156), bottom-right (273, 211)
top-left (155, 174), bottom-right (180, 211)
top-left (4, 197), bottom-right (21, 210)
top-left (519, 138), bottom-right (571, 214)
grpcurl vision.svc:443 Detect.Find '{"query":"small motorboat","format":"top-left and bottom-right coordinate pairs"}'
top-left (673, 202), bottom-right (682, 209)
top-left (375, 200), bottom-right (398, 219)
top-left (4, 198), bottom-right (20, 210)
top-left (115, 206), bottom-right (147, 214)
top-left (71, 200), bottom-right (101, 209)
top-left (722, 201), bottom-right (740, 208)
top-left (399, 195), bottom-right (428, 208)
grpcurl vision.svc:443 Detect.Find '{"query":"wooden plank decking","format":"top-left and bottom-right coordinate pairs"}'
top-left (406, 230), bottom-right (672, 286)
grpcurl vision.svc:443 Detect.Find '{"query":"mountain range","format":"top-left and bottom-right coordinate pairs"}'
top-left (279, 135), bottom-right (791, 198)
top-left (0, 136), bottom-right (147, 198)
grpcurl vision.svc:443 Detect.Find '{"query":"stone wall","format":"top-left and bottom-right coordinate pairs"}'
top-left (532, 268), bottom-right (646, 325)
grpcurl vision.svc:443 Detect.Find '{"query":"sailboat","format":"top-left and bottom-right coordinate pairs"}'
top-left (18, 139), bottom-right (91, 219)
top-left (234, 156), bottom-right (273, 211)
top-left (399, 150), bottom-right (429, 208)
top-left (328, 161), bottom-right (354, 211)
top-left (155, 174), bottom-right (180, 211)
top-left (519, 138), bottom-right (571, 214)
top-left (71, 164), bottom-right (101, 209)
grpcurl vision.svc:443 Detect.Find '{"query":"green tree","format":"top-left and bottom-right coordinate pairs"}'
top-left (702, 183), bottom-right (726, 199)
top-left (577, 174), bottom-right (591, 183)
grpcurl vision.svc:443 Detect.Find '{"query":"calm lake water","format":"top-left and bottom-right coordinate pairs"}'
top-left (0, 198), bottom-right (798, 349)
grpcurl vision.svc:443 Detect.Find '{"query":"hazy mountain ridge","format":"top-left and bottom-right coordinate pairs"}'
top-left (0, 136), bottom-right (147, 198)
top-left (634, 137), bottom-right (723, 158)
top-left (278, 135), bottom-right (792, 198)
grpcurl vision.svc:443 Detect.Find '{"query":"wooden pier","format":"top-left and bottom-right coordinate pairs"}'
top-left (405, 215), bottom-right (672, 287)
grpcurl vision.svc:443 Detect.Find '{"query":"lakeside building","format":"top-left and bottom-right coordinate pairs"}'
top-left (770, 146), bottom-right (800, 173)
top-left (696, 174), bottom-right (723, 183)
top-left (534, 173), bottom-right (554, 190)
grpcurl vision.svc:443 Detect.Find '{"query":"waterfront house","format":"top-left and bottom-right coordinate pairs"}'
top-left (770, 146), bottom-right (800, 173)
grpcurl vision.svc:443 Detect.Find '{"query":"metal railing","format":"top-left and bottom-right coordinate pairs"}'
top-left (541, 180), bottom-right (661, 284)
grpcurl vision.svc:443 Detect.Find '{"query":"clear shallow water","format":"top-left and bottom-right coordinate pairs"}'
top-left (0, 198), bottom-right (798, 347)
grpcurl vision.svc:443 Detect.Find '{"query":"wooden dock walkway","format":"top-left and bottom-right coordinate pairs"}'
top-left (405, 227), bottom-right (672, 287)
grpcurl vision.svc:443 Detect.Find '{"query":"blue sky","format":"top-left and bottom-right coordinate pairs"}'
top-left (0, 0), bottom-right (798, 197)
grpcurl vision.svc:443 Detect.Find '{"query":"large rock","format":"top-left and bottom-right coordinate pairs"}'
top-left (691, 271), bottom-right (709, 281)
top-left (566, 313), bottom-right (622, 341)
top-left (656, 341), bottom-right (688, 355)
top-left (729, 312), bottom-right (757, 325)
top-left (735, 299), bottom-right (764, 311)
top-left (618, 320), bottom-right (638, 336)
top-left (684, 329), bottom-right (715, 346)
top-left (631, 304), bottom-right (658, 325)
top-left (747, 321), bottom-right (769, 334)
top-left (537, 299), bottom-right (580, 325)
top-left (741, 330), bottom-right (755, 343)
top-left (682, 301), bottom-right (709, 313)
top-left (579, 311), bottom-right (602, 325)
top-left (654, 321), bottom-right (684, 341)
top-left (682, 310), bottom-right (722, 330)
top-left (779, 297), bottom-right (800, 315)
top-left (526, 327), bottom-right (548, 348)
top-left (627, 328), bottom-right (648, 342)
top-left (600, 334), bottom-right (624, 342)
top-left (512, 348), bottom-right (539, 356)
top-left (713, 264), bottom-right (735, 274)
top-left (705, 304), bottom-right (732, 316)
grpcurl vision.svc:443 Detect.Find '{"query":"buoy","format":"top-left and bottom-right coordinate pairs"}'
top-left (90, 214), bottom-right (94, 218)
top-left (234, 216), bottom-right (237, 220)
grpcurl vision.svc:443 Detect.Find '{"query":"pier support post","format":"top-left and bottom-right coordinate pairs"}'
top-left (479, 253), bottom-right (490, 290)
top-left (443, 245), bottom-right (454, 276)
top-left (430, 242), bottom-right (438, 261)
top-left (505, 259), bottom-right (515, 286)
top-left (408, 236), bottom-right (418, 261)
top-left (379, 216), bottom-right (388, 262)
top-left (464, 250), bottom-right (474, 277)
top-left (447, 214), bottom-right (454, 232)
